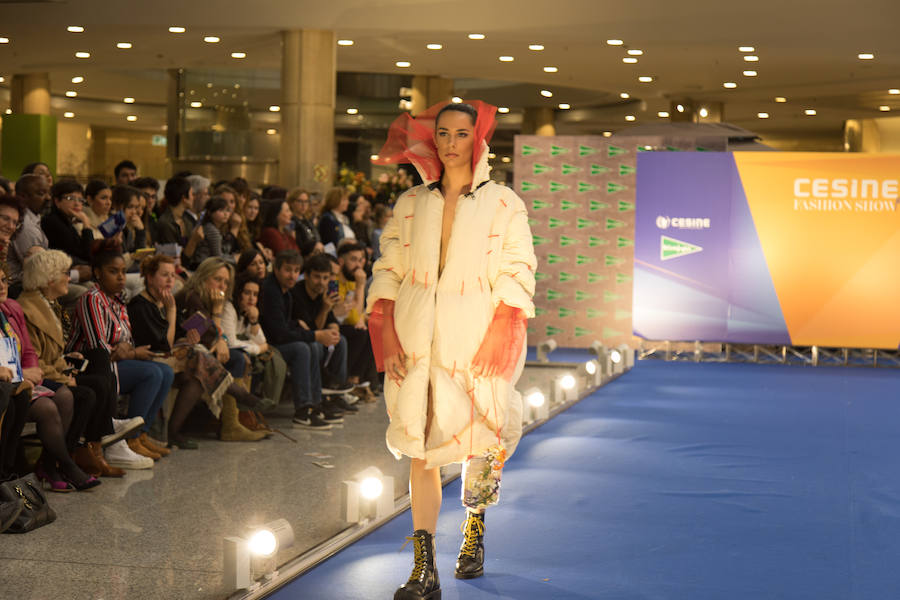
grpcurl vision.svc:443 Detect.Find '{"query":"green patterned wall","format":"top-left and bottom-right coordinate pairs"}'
top-left (514, 135), bottom-right (641, 349)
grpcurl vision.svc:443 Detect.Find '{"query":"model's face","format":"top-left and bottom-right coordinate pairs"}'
top-left (96, 258), bottom-right (127, 295)
top-left (239, 281), bottom-right (259, 311)
top-left (244, 199), bottom-right (260, 221)
top-left (55, 191), bottom-right (85, 218)
top-left (434, 110), bottom-right (475, 170)
top-left (247, 254), bottom-right (266, 278)
top-left (148, 262), bottom-right (176, 293)
top-left (90, 187), bottom-right (112, 216)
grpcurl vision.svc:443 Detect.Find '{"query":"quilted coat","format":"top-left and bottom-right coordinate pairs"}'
top-left (366, 146), bottom-right (537, 468)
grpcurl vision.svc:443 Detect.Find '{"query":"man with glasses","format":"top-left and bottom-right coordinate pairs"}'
top-left (288, 188), bottom-right (323, 258)
top-left (8, 174), bottom-right (51, 297)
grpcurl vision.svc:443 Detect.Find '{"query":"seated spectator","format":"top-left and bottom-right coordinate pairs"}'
top-left (133, 177), bottom-right (160, 243)
top-left (67, 251), bottom-right (175, 463)
top-left (20, 250), bottom-right (131, 479)
top-left (21, 162), bottom-right (53, 186)
top-left (82, 179), bottom-right (112, 234)
top-left (8, 174), bottom-right (51, 295)
top-left (348, 194), bottom-right (373, 257)
top-left (318, 187), bottom-right (355, 248)
top-left (185, 175), bottom-right (210, 226)
top-left (41, 179), bottom-right (94, 270)
top-left (185, 196), bottom-right (231, 268)
top-left (241, 192), bottom-right (270, 261)
top-left (0, 196), bottom-right (24, 266)
top-left (258, 250), bottom-right (344, 429)
top-left (155, 177), bottom-right (194, 247)
top-left (174, 257), bottom-right (269, 441)
top-left (335, 242), bottom-right (379, 400)
top-left (288, 188), bottom-right (323, 258)
top-left (236, 248), bottom-right (268, 281)
top-left (371, 204), bottom-right (393, 262)
top-left (111, 185), bottom-right (148, 258)
top-left (0, 177), bottom-right (11, 196)
top-left (114, 160), bottom-right (138, 186)
top-left (258, 200), bottom-right (299, 255)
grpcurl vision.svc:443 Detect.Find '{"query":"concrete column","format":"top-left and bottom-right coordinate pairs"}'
top-left (280, 29), bottom-right (336, 193)
top-left (10, 73), bottom-right (50, 115)
top-left (522, 107), bottom-right (556, 136)
top-left (410, 76), bottom-right (454, 116)
top-left (2, 72), bottom-right (55, 179)
top-left (166, 68), bottom-right (183, 161)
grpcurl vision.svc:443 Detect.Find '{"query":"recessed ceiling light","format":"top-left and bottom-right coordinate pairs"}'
top-left (346, 108), bottom-right (358, 114)
top-left (743, 55), bottom-right (759, 62)
top-left (67, 26), bottom-right (84, 33)
top-left (543, 66), bottom-right (558, 73)
top-left (426, 43), bottom-right (442, 50)
top-left (203, 36), bottom-right (220, 43)
top-left (890, 89), bottom-right (900, 95)
top-left (879, 105), bottom-right (891, 111)
top-left (337, 39), bottom-right (354, 46)
top-left (126, 115), bottom-right (137, 121)
top-left (739, 46), bottom-right (755, 52)
top-left (607, 39), bottom-right (624, 46)
top-left (488, 152), bottom-right (496, 159)
top-left (0, 77), bottom-right (4, 83)
top-left (657, 111), bottom-right (669, 117)
top-left (451, 96), bottom-right (462, 103)
top-left (743, 70), bottom-right (758, 76)
top-left (625, 115), bottom-right (636, 121)
top-left (497, 106), bottom-right (510, 113)
top-left (267, 128), bottom-right (277, 135)
top-left (116, 42), bottom-right (132, 49)
top-left (757, 112), bottom-right (769, 118)
top-left (206, 82), bottom-right (213, 88)
top-left (501, 156), bottom-right (511, 163)
top-left (529, 44), bottom-right (544, 51)
top-left (468, 33), bottom-right (485, 40)
top-left (65, 90), bottom-right (77, 97)
top-left (231, 52), bottom-right (246, 59)
top-left (699, 107), bottom-right (709, 118)
top-left (620, 92), bottom-right (630, 99)
top-left (395, 61), bottom-right (411, 68)
top-left (63, 112), bottom-right (74, 118)
top-left (627, 49), bottom-right (643, 56)
top-left (4, 109), bottom-right (11, 114)
top-left (723, 82), bottom-right (737, 88)
top-left (805, 109), bottom-right (816, 115)
top-left (0, 38), bottom-right (8, 44)
top-left (71, 76), bottom-right (84, 84)
top-left (638, 76), bottom-right (653, 82)
top-left (499, 56), bottom-right (514, 62)
top-left (123, 97), bottom-right (135, 103)
top-left (75, 52), bottom-right (90, 59)
top-left (858, 53), bottom-right (875, 60)
top-left (168, 26), bottom-right (186, 33)
top-left (602, 131), bottom-right (612, 137)
top-left (190, 101), bottom-right (202, 108)
top-left (269, 105), bottom-right (280, 112)
top-left (540, 89), bottom-right (553, 97)
top-left (370, 154), bottom-right (380, 160)
top-left (558, 103), bottom-right (571, 109)
top-left (775, 96), bottom-right (787, 102)
top-left (623, 57), bottom-right (638, 64)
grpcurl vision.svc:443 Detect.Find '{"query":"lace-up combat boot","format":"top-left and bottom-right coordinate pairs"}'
top-left (395, 529), bottom-right (441, 600)
top-left (454, 511), bottom-right (485, 579)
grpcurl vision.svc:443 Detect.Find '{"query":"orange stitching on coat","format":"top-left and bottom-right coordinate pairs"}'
top-left (411, 269), bottom-right (416, 284)
top-left (424, 271), bottom-right (429, 287)
top-left (403, 243), bottom-right (410, 247)
top-left (478, 277), bottom-right (484, 292)
top-left (488, 234), bottom-right (499, 238)
top-left (405, 214), bottom-right (415, 219)
top-left (412, 351), bottom-right (417, 365)
top-left (453, 435), bottom-right (461, 445)
top-left (486, 249), bottom-right (492, 255)
top-left (499, 198), bottom-right (508, 208)
top-left (450, 361), bottom-right (457, 378)
top-left (460, 280), bottom-right (465, 295)
top-left (386, 267), bottom-right (394, 272)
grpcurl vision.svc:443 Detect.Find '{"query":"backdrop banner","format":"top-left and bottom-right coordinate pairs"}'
top-left (633, 152), bottom-right (900, 349)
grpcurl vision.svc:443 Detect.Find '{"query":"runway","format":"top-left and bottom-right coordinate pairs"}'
top-left (271, 361), bottom-right (900, 599)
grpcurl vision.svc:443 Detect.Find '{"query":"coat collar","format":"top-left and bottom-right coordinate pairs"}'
top-left (16, 290), bottom-right (64, 347)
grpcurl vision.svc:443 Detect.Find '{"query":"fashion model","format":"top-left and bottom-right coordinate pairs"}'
top-left (368, 101), bottom-right (537, 599)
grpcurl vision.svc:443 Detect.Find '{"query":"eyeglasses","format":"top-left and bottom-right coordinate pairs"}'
top-left (0, 214), bottom-right (21, 231)
top-left (61, 195), bottom-right (84, 203)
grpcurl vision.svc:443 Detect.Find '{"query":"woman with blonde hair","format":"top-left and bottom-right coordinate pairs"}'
top-left (317, 186), bottom-right (355, 247)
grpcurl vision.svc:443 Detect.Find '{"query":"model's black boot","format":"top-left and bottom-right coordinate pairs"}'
top-left (454, 510), bottom-right (485, 579)
top-left (395, 529), bottom-right (441, 600)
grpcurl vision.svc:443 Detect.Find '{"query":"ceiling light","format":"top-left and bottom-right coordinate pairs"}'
top-left (497, 107), bottom-right (510, 113)
top-left (775, 96), bottom-right (787, 102)
top-left (529, 44), bottom-right (544, 51)
top-left (123, 97), bottom-right (135, 103)
top-left (657, 111), bottom-right (669, 117)
top-left (890, 89), bottom-right (900, 95)
top-left (190, 101), bottom-right (202, 108)
top-left (395, 61), bottom-right (411, 68)
top-left (543, 66), bottom-right (558, 73)
top-left (65, 90), bottom-right (77, 97)
top-left (63, 112), bottom-right (74, 118)
top-left (266, 128), bottom-right (277, 135)
top-left (0, 38), bottom-right (8, 44)
top-left (126, 115), bottom-right (137, 121)
top-left (602, 131), bottom-right (612, 137)
top-left (638, 76), bottom-right (653, 82)
top-left (488, 152), bottom-right (496, 159)
top-left (805, 109), bottom-right (816, 115)
top-left (337, 39), bottom-right (354, 46)
top-left (4, 109), bottom-right (10, 114)
top-left (743, 55), bottom-right (759, 62)
top-left (699, 107), bottom-right (709, 117)
top-left (168, 26), bottom-right (186, 33)
top-left (625, 115), bottom-right (636, 121)
top-left (623, 57), bottom-right (638, 64)
top-left (607, 39), bottom-right (624, 46)
top-left (451, 96), bottom-right (462, 103)
top-left (203, 36), bottom-right (220, 43)
top-left (879, 105), bottom-right (891, 111)
top-left (620, 92), bottom-right (630, 99)
top-left (739, 46), bottom-right (755, 52)
top-left (627, 49), bottom-right (643, 56)
top-left (0, 77), bottom-right (4, 83)
top-left (744, 71), bottom-right (758, 77)
top-left (67, 26), bottom-right (84, 33)
top-left (498, 56), bottom-right (514, 62)
top-left (468, 33), bottom-right (485, 40)
top-left (558, 103), bottom-right (570, 109)
top-left (676, 104), bottom-right (685, 112)
top-left (758, 112), bottom-right (769, 118)
top-left (858, 53), bottom-right (874, 60)
top-left (116, 42), bottom-right (132, 49)
top-left (71, 76), bottom-right (84, 84)
top-left (426, 43), bottom-right (442, 50)
top-left (269, 105), bottom-right (280, 112)
top-left (501, 156), bottom-right (511, 163)
top-left (723, 82), bottom-right (737, 88)
top-left (231, 52), bottom-right (246, 59)
top-left (75, 52), bottom-right (90, 59)
top-left (370, 154), bottom-right (379, 160)
top-left (540, 89), bottom-right (553, 97)
top-left (346, 108), bottom-right (359, 114)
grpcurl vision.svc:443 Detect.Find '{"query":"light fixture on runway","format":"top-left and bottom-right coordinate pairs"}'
top-left (580, 359), bottom-right (602, 387)
top-left (342, 466), bottom-right (395, 524)
top-left (537, 338), bottom-right (558, 362)
top-left (589, 341), bottom-right (615, 378)
top-left (224, 518), bottom-right (295, 591)
top-left (617, 344), bottom-right (635, 369)
top-left (551, 373), bottom-right (578, 404)
top-left (522, 386), bottom-right (549, 424)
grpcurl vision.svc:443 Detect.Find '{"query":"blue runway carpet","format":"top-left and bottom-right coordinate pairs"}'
top-left (272, 362), bottom-right (900, 599)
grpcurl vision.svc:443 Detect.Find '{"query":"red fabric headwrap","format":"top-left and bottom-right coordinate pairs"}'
top-left (373, 100), bottom-right (498, 182)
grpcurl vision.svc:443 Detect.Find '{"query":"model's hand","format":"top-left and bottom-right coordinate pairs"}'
top-left (470, 303), bottom-right (526, 381)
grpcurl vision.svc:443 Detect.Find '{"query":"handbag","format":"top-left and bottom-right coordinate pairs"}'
top-left (0, 473), bottom-right (57, 533)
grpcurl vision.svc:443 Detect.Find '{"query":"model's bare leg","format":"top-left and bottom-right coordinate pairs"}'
top-left (410, 458), bottom-right (442, 533)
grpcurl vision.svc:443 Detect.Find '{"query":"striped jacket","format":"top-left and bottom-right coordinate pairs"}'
top-left (67, 287), bottom-right (133, 354)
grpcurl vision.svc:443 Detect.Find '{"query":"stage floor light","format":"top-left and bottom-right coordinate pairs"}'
top-left (343, 466), bottom-right (395, 523)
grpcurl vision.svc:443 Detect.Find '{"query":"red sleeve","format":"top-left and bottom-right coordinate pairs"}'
top-left (3, 301), bottom-right (39, 368)
top-left (258, 228), bottom-right (284, 253)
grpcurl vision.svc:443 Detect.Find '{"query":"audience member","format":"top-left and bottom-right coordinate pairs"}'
top-left (258, 200), bottom-right (299, 255)
top-left (288, 188), bottom-right (323, 257)
top-left (133, 177), bottom-right (160, 243)
top-left (82, 179), bottom-right (111, 233)
top-left (242, 193), bottom-right (270, 260)
top-left (41, 179), bottom-right (94, 270)
top-left (371, 204), bottom-right (392, 262)
top-left (0, 177), bottom-right (11, 196)
top-left (21, 162), bottom-right (53, 187)
top-left (9, 174), bottom-right (51, 294)
top-left (0, 196), bottom-right (24, 271)
top-left (236, 248), bottom-right (268, 280)
top-left (155, 177), bottom-right (194, 247)
top-left (318, 187), bottom-right (355, 248)
top-left (185, 175), bottom-right (210, 223)
top-left (335, 242), bottom-right (379, 400)
top-left (114, 160), bottom-right (138, 186)
top-left (111, 185), bottom-right (148, 258)
top-left (186, 196), bottom-right (231, 268)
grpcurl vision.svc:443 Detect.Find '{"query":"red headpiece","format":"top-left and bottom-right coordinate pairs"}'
top-left (373, 100), bottom-right (498, 182)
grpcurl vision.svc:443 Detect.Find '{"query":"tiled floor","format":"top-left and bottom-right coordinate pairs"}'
top-left (0, 364), bottom-right (575, 600)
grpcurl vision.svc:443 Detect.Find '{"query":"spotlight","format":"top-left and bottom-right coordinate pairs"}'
top-left (536, 338), bottom-right (558, 362)
top-left (589, 341), bottom-right (616, 378)
top-left (610, 349), bottom-right (622, 364)
top-left (617, 344), bottom-right (635, 369)
top-left (584, 361), bottom-right (597, 375)
top-left (580, 359), bottom-right (602, 387)
top-left (522, 386), bottom-right (548, 423)
top-left (552, 373), bottom-right (578, 404)
top-left (342, 466), bottom-right (394, 523)
top-left (560, 374), bottom-right (576, 390)
top-left (224, 518), bottom-right (294, 591)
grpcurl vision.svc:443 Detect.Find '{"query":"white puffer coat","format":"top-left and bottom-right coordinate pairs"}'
top-left (366, 146), bottom-right (537, 468)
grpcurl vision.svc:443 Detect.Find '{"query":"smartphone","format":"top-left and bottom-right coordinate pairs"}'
top-left (64, 356), bottom-right (89, 373)
top-left (327, 280), bottom-right (339, 296)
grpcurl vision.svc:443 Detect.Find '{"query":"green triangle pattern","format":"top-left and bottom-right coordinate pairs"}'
top-left (605, 255), bottom-right (625, 266)
top-left (577, 217), bottom-right (597, 229)
top-left (602, 326), bottom-right (623, 339)
top-left (550, 145), bottom-right (569, 156)
top-left (548, 217), bottom-right (568, 229)
top-left (575, 291), bottom-right (595, 302)
top-left (587, 272), bottom-right (608, 284)
top-left (533, 234), bottom-right (551, 246)
top-left (606, 218), bottom-right (626, 230)
top-left (608, 146), bottom-right (627, 157)
top-left (558, 307), bottom-right (576, 318)
top-left (561, 164), bottom-right (582, 175)
top-left (527, 218), bottom-right (538, 227)
top-left (578, 182), bottom-right (598, 193)
top-left (560, 200), bottom-right (580, 211)
top-left (665, 146), bottom-right (682, 152)
top-left (534, 272), bottom-right (550, 282)
top-left (521, 145), bottom-right (541, 156)
top-left (535, 307), bottom-right (547, 316)
top-left (590, 164), bottom-right (610, 175)
top-left (588, 236), bottom-right (608, 247)
top-left (617, 200), bottom-right (635, 212)
top-left (549, 181), bottom-right (569, 192)
top-left (589, 200), bottom-right (609, 211)
top-left (616, 273), bottom-right (632, 284)
top-left (574, 326), bottom-right (594, 337)
top-left (559, 235), bottom-right (578, 247)
top-left (533, 163), bottom-right (552, 175)
top-left (617, 236), bottom-right (634, 248)
top-left (607, 182), bottom-right (627, 193)
top-left (546, 289), bottom-right (565, 301)
top-left (532, 198), bottom-right (551, 210)
top-left (520, 181), bottom-right (540, 192)
top-left (546, 325), bottom-right (564, 336)
top-left (558, 272), bottom-right (577, 282)
top-left (576, 254), bottom-right (595, 265)
top-left (579, 145), bottom-right (598, 156)
top-left (619, 165), bottom-right (637, 176)
top-left (604, 290), bottom-right (620, 303)
top-left (586, 308), bottom-right (607, 319)
top-left (547, 254), bottom-right (566, 265)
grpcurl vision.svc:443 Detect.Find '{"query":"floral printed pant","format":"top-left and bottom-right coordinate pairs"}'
top-left (461, 446), bottom-right (506, 510)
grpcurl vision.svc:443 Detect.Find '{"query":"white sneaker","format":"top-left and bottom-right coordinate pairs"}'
top-left (101, 417), bottom-right (145, 447)
top-left (105, 440), bottom-right (154, 469)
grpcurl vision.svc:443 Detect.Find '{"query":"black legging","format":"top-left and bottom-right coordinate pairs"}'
top-left (77, 349), bottom-right (117, 441)
top-left (340, 324), bottom-right (379, 385)
top-left (0, 382), bottom-right (32, 480)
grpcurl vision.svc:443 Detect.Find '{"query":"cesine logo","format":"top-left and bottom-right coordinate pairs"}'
top-left (656, 216), bottom-right (670, 229)
top-left (656, 215), bottom-right (711, 230)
